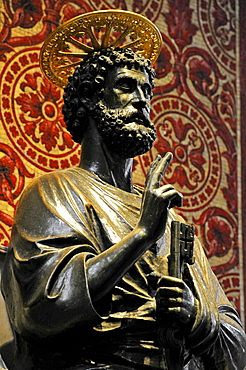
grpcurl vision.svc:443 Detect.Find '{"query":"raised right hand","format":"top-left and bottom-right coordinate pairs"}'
top-left (87, 153), bottom-right (182, 303)
top-left (136, 152), bottom-right (182, 245)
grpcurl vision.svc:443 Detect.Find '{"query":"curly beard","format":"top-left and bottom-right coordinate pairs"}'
top-left (91, 101), bottom-right (156, 159)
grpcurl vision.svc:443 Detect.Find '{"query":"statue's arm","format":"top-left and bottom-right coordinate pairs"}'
top-left (200, 306), bottom-right (246, 369)
top-left (154, 210), bottom-right (246, 368)
top-left (2, 154), bottom-right (181, 340)
top-left (1, 175), bottom-right (104, 339)
top-left (86, 153), bottom-right (182, 303)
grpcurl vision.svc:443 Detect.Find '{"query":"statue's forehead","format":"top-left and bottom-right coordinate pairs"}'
top-left (106, 66), bottom-right (150, 86)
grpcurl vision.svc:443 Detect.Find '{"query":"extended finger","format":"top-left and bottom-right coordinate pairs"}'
top-left (144, 155), bottom-right (162, 190)
top-left (154, 152), bottom-right (173, 188)
top-left (145, 152), bottom-right (173, 191)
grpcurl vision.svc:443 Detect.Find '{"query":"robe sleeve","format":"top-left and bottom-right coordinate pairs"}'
top-left (186, 236), bottom-right (246, 369)
top-left (1, 173), bottom-right (108, 341)
top-left (168, 210), bottom-right (246, 369)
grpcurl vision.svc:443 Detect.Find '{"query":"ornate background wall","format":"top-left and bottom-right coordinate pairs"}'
top-left (0, 0), bottom-right (245, 330)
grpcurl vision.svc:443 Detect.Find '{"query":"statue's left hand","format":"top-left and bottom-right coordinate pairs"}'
top-left (156, 276), bottom-right (198, 327)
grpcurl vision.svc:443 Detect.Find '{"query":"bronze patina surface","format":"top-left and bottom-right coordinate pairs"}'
top-left (1, 10), bottom-right (246, 370)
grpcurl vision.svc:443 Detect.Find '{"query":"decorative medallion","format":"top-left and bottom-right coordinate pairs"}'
top-left (0, 142), bottom-right (34, 206)
top-left (0, 48), bottom-right (80, 172)
top-left (138, 95), bottom-right (221, 212)
top-left (84, 0), bottom-right (164, 22)
top-left (194, 206), bottom-right (238, 274)
top-left (197, 0), bottom-right (236, 73)
top-left (0, 142), bottom-right (34, 246)
top-left (218, 273), bottom-right (240, 312)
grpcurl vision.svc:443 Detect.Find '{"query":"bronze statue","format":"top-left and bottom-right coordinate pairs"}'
top-left (1, 10), bottom-right (246, 370)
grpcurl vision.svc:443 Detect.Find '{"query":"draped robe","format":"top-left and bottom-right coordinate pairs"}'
top-left (1, 168), bottom-right (246, 369)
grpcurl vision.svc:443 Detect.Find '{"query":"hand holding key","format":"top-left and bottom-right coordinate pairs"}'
top-left (156, 276), bottom-right (198, 327)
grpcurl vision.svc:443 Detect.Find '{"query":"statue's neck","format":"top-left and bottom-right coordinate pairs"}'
top-left (79, 120), bottom-right (134, 193)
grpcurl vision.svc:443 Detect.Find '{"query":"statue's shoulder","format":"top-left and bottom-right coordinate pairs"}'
top-left (22, 167), bottom-right (80, 194)
top-left (15, 168), bottom-right (78, 216)
top-left (13, 168), bottom-right (82, 240)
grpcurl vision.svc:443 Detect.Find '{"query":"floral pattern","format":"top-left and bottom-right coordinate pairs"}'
top-left (155, 44), bottom-right (172, 79)
top-left (163, 0), bottom-right (198, 51)
top-left (207, 216), bottom-right (232, 258)
top-left (16, 73), bottom-right (74, 152)
top-left (213, 0), bottom-right (235, 52)
top-left (154, 116), bottom-right (206, 190)
top-left (6, 0), bottom-right (43, 28)
top-left (0, 143), bottom-right (34, 207)
top-left (194, 207), bottom-right (238, 273)
top-left (189, 58), bottom-right (213, 97)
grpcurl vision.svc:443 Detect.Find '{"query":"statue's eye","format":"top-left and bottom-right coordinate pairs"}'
top-left (116, 78), bottom-right (135, 93)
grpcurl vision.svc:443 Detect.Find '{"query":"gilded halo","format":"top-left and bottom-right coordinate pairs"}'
top-left (40, 10), bottom-right (162, 88)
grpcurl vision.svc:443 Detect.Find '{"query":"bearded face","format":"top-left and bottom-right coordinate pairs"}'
top-left (91, 100), bottom-right (156, 158)
top-left (91, 66), bottom-right (156, 159)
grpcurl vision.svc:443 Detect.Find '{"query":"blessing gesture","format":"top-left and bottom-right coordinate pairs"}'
top-left (137, 152), bottom-right (183, 245)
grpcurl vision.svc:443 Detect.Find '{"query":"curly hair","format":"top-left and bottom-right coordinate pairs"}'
top-left (62, 47), bottom-right (155, 144)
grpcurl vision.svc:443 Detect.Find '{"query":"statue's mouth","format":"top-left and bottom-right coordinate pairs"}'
top-left (126, 113), bottom-right (150, 128)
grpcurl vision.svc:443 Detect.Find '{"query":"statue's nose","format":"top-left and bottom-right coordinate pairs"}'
top-left (132, 87), bottom-right (148, 109)
top-left (132, 99), bottom-right (147, 110)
